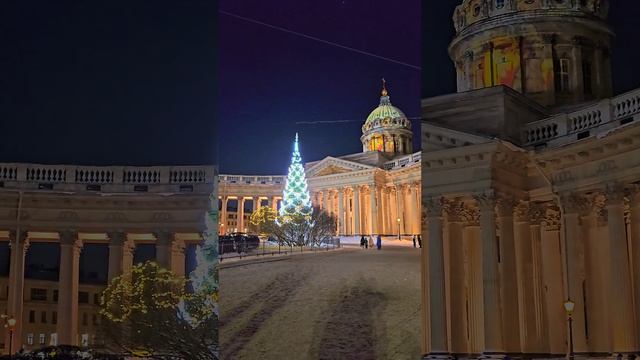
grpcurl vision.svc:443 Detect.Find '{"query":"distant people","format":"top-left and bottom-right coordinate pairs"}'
top-left (368, 235), bottom-right (374, 249)
top-left (364, 238), bottom-right (368, 249)
top-left (412, 235), bottom-right (416, 248)
top-left (376, 234), bottom-right (382, 250)
top-left (360, 235), bottom-right (366, 249)
top-left (417, 235), bottom-right (422, 248)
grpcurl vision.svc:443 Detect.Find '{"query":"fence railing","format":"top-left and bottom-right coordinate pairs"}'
top-left (219, 174), bottom-right (285, 185)
top-left (219, 238), bottom-right (341, 261)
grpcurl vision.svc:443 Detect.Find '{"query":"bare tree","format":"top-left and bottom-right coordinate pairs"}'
top-left (270, 207), bottom-right (336, 247)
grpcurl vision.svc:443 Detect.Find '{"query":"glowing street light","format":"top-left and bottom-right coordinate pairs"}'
top-left (563, 299), bottom-right (575, 360)
top-left (397, 218), bottom-right (401, 240)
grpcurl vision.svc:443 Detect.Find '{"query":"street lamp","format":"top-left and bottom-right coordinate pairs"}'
top-left (563, 299), bottom-right (575, 360)
top-left (2, 315), bottom-right (16, 358)
top-left (397, 218), bottom-right (401, 240)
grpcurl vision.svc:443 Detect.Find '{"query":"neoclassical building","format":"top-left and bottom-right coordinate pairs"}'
top-left (0, 164), bottom-right (215, 354)
top-left (421, 0), bottom-right (640, 359)
top-left (219, 85), bottom-right (422, 238)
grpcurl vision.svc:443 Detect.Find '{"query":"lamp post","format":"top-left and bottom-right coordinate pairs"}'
top-left (2, 315), bottom-right (16, 358)
top-left (564, 299), bottom-right (575, 360)
top-left (397, 218), bottom-right (401, 240)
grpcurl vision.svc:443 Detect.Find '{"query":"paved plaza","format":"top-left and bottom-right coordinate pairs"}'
top-left (219, 244), bottom-right (421, 360)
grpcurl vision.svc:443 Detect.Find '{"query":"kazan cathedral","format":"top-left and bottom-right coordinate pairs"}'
top-left (218, 83), bottom-right (421, 240)
top-left (421, 0), bottom-right (640, 359)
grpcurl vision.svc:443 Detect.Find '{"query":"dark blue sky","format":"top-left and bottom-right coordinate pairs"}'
top-left (1, 1), bottom-right (217, 166)
top-left (218, 0), bottom-right (421, 175)
top-left (422, 0), bottom-right (640, 98)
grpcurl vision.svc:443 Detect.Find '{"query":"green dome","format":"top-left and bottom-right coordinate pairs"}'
top-left (362, 94), bottom-right (411, 133)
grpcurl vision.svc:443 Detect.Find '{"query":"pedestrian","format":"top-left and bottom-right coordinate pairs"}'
top-left (417, 235), bottom-right (422, 248)
top-left (368, 235), bottom-right (373, 249)
top-left (376, 234), bottom-right (382, 250)
top-left (412, 235), bottom-right (416, 248)
top-left (364, 238), bottom-right (368, 249)
top-left (360, 235), bottom-right (366, 249)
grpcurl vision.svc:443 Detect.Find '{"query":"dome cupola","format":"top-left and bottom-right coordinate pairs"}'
top-left (361, 80), bottom-right (413, 156)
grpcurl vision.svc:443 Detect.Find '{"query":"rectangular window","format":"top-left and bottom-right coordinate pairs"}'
top-left (554, 58), bottom-right (570, 93)
top-left (52, 311), bottom-right (57, 325)
top-left (27, 334), bottom-right (33, 345)
top-left (82, 313), bottom-right (88, 326)
top-left (583, 61), bottom-right (593, 95)
top-left (29, 310), bottom-right (35, 323)
top-left (30, 288), bottom-right (47, 301)
top-left (53, 290), bottom-right (58, 302)
top-left (78, 291), bottom-right (89, 304)
top-left (40, 311), bottom-right (47, 324)
top-left (39, 334), bottom-right (45, 345)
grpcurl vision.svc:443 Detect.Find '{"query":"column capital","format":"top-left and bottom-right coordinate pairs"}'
top-left (473, 191), bottom-right (496, 211)
top-left (496, 195), bottom-right (518, 218)
top-left (604, 182), bottom-right (627, 206)
top-left (559, 191), bottom-right (592, 215)
top-left (425, 197), bottom-right (444, 218)
top-left (8, 230), bottom-right (29, 253)
top-left (59, 229), bottom-right (82, 248)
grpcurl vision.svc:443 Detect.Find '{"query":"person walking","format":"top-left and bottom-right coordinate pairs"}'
top-left (412, 235), bottom-right (416, 248)
top-left (368, 235), bottom-right (373, 249)
top-left (360, 235), bottom-right (366, 249)
top-left (376, 234), bottom-right (382, 250)
top-left (364, 238), bottom-right (368, 249)
top-left (417, 235), bottom-right (422, 248)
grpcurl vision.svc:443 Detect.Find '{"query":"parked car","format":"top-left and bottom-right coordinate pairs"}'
top-left (219, 232), bottom-right (260, 254)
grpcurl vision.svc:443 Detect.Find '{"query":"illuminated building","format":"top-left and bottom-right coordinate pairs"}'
top-left (421, 1), bottom-right (640, 359)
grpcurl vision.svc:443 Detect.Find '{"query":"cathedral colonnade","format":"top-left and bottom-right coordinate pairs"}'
top-left (310, 182), bottom-right (421, 237)
top-left (421, 185), bottom-right (640, 359)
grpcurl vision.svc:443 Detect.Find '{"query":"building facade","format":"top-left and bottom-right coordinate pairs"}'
top-left (421, 1), bottom-right (640, 359)
top-left (219, 86), bottom-right (422, 238)
top-left (0, 164), bottom-right (215, 354)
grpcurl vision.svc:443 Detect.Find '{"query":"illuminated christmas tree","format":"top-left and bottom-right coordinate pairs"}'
top-left (280, 133), bottom-right (313, 221)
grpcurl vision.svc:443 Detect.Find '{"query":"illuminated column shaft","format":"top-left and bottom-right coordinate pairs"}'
top-left (448, 216), bottom-right (468, 353)
top-left (426, 198), bottom-right (447, 353)
top-left (238, 198), bottom-right (245, 232)
top-left (369, 185), bottom-right (378, 235)
top-left (397, 185), bottom-right (405, 235)
top-left (631, 190), bottom-right (640, 346)
top-left (497, 199), bottom-right (521, 353)
top-left (221, 197), bottom-right (229, 234)
top-left (606, 188), bottom-right (637, 351)
top-left (107, 231), bottom-right (134, 281)
top-left (156, 231), bottom-right (186, 277)
top-left (5, 231), bottom-right (29, 354)
top-left (338, 189), bottom-right (345, 235)
top-left (57, 230), bottom-right (82, 345)
top-left (354, 187), bottom-right (361, 235)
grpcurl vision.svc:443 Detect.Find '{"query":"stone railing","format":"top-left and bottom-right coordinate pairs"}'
top-left (382, 152), bottom-right (421, 170)
top-left (0, 163), bottom-right (215, 185)
top-left (219, 175), bottom-right (285, 185)
top-left (522, 88), bottom-right (640, 147)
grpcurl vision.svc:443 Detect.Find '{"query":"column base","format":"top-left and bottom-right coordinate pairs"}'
top-left (423, 352), bottom-right (454, 360)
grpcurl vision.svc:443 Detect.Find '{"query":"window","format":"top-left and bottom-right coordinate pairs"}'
top-left (50, 333), bottom-right (57, 346)
top-left (52, 311), bottom-right (57, 325)
top-left (53, 290), bottom-right (58, 302)
top-left (554, 58), bottom-right (570, 93)
top-left (496, 0), bottom-right (505, 8)
top-left (39, 334), bottom-right (45, 345)
top-left (583, 61), bottom-right (593, 95)
top-left (78, 291), bottom-right (89, 304)
top-left (41, 311), bottom-right (47, 324)
top-left (30, 288), bottom-right (47, 301)
top-left (29, 310), bottom-right (35, 323)
top-left (27, 334), bottom-right (34, 345)
top-left (82, 313), bottom-right (88, 326)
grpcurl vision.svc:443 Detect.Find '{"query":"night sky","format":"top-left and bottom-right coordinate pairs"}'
top-left (1, 1), bottom-right (218, 166)
top-left (218, 0), bottom-right (421, 175)
top-left (422, 0), bottom-right (640, 98)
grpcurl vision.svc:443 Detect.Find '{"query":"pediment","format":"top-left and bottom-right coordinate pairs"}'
top-left (306, 157), bottom-right (373, 178)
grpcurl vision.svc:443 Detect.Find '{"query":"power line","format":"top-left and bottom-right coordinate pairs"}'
top-left (219, 10), bottom-right (421, 71)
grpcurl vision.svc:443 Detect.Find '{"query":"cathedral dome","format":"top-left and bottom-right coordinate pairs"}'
top-left (361, 81), bottom-right (413, 156)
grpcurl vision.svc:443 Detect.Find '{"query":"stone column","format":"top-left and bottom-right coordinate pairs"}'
top-left (571, 36), bottom-right (584, 102)
top-left (397, 185), bottom-right (405, 235)
top-left (446, 202), bottom-right (469, 354)
top-left (338, 188), bottom-right (345, 235)
top-left (156, 230), bottom-right (186, 276)
top-left (238, 197), bottom-right (246, 233)
top-left (425, 197), bottom-right (448, 354)
top-left (5, 231), bottom-right (29, 354)
top-left (410, 183), bottom-right (420, 236)
top-left (560, 193), bottom-right (589, 352)
top-left (464, 218), bottom-right (484, 354)
top-left (221, 197), bottom-right (229, 235)
top-left (390, 188), bottom-right (399, 237)
top-left (254, 196), bottom-right (261, 214)
top-left (322, 190), bottom-right (329, 213)
top-left (497, 197), bottom-right (521, 353)
top-left (528, 204), bottom-right (549, 353)
top-left (475, 193), bottom-right (504, 353)
top-left (369, 185), bottom-right (378, 235)
top-left (345, 189), bottom-right (352, 235)
top-left (352, 186), bottom-right (361, 235)
top-left (514, 203), bottom-right (539, 353)
top-left (107, 231), bottom-right (134, 281)
top-left (631, 188), bottom-right (640, 346)
top-left (605, 185), bottom-right (637, 351)
top-left (379, 187), bottom-right (388, 234)
top-left (57, 230), bottom-right (82, 346)
top-left (270, 196), bottom-right (277, 212)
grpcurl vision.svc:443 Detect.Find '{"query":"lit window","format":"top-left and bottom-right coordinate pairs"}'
top-left (39, 334), bottom-right (45, 345)
top-left (50, 333), bottom-right (57, 346)
top-left (27, 334), bottom-right (33, 345)
top-left (554, 58), bottom-right (570, 93)
top-left (81, 334), bottom-right (89, 347)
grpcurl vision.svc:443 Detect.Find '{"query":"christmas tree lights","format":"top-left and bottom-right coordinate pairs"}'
top-left (279, 133), bottom-right (313, 221)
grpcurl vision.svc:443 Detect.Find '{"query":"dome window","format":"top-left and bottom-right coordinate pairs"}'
top-left (496, 0), bottom-right (505, 9)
